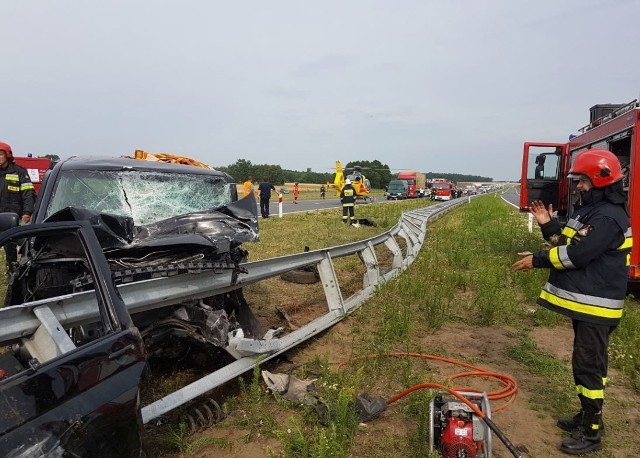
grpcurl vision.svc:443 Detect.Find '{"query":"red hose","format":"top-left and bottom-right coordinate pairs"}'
top-left (338, 352), bottom-right (524, 457)
top-left (338, 352), bottom-right (518, 414)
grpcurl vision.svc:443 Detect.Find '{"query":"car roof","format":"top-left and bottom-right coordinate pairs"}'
top-left (56, 155), bottom-right (231, 178)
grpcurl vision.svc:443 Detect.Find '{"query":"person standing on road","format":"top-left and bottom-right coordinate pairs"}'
top-left (0, 142), bottom-right (36, 272)
top-left (243, 176), bottom-right (254, 197)
top-left (513, 149), bottom-right (631, 455)
top-left (340, 178), bottom-right (356, 225)
top-left (293, 183), bottom-right (300, 204)
top-left (258, 177), bottom-right (276, 218)
top-left (320, 184), bottom-right (326, 199)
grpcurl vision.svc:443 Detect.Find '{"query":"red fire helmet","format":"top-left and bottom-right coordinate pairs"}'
top-left (0, 142), bottom-right (13, 160)
top-left (568, 149), bottom-right (624, 188)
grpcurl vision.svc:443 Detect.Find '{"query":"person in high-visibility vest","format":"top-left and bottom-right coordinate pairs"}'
top-left (513, 149), bottom-right (632, 455)
top-left (340, 179), bottom-right (356, 224)
top-left (243, 177), bottom-right (253, 197)
top-left (0, 142), bottom-right (35, 272)
top-left (292, 183), bottom-right (300, 204)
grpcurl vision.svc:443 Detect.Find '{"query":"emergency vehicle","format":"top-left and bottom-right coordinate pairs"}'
top-left (430, 178), bottom-right (455, 201)
top-left (396, 171), bottom-right (426, 198)
top-left (519, 98), bottom-right (640, 281)
top-left (13, 155), bottom-right (52, 194)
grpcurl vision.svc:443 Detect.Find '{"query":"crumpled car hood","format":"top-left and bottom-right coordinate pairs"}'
top-left (43, 193), bottom-right (259, 254)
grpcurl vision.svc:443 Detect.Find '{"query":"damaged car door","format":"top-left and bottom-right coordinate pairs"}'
top-left (0, 219), bottom-right (146, 457)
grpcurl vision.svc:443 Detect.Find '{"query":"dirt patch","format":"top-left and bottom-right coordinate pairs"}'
top-left (404, 322), bottom-right (640, 458)
top-left (148, 278), bottom-right (639, 458)
top-left (530, 326), bottom-right (573, 362)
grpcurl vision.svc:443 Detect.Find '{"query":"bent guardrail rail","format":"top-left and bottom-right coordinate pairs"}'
top-left (0, 197), bottom-right (470, 423)
top-left (140, 197), bottom-right (468, 422)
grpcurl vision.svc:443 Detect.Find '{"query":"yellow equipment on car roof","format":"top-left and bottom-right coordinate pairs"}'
top-left (132, 150), bottom-right (212, 169)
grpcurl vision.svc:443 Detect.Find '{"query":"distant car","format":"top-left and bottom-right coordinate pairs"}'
top-left (386, 179), bottom-right (409, 199)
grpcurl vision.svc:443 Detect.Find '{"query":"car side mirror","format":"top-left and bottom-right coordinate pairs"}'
top-left (0, 212), bottom-right (20, 233)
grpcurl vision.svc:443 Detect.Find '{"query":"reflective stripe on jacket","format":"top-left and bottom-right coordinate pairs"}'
top-left (532, 201), bottom-right (631, 326)
top-left (340, 185), bottom-right (356, 207)
top-left (0, 163), bottom-right (36, 215)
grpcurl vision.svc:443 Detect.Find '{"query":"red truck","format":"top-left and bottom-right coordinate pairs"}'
top-left (13, 155), bottom-right (52, 194)
top-left (430, 178), bottom-right (456, 201)
top-left (396, 171), bottom-right (426, 198)
top-left (519, 98), bottom-right (640, 282)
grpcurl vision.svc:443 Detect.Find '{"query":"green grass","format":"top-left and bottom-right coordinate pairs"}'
top-left (5, 192), bottom-right (639, 457)
top-left (504, 334), bottom-right (575, 416)
top-left (239, 194), bottom-right (640, 457)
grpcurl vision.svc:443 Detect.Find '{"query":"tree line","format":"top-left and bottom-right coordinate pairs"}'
top-left (208, 159), bottom-right (493, 188)
top-left (34, 155), bottom-right (492, 186)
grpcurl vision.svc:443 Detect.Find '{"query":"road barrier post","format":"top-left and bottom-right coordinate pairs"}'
top-left (278, 193), bottom-right (283, 218)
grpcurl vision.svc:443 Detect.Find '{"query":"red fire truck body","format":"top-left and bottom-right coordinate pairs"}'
top-left (519, 99), bottom-right (640, 282)
top-left (431, 178), bottom-right (455, 201)
top-left (13, 156), bottom-right (52, 194)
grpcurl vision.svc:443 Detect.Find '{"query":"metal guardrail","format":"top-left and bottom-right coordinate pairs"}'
top-left (140, 197), bottom-right (469, 422)
top-left (0, 196), bottom-right (472, 423)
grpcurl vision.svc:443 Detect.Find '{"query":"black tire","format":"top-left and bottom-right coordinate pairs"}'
top-left (280, 269), bottom-right (320, 284)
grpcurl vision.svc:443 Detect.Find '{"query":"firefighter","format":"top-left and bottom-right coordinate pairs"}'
top-left (340, 178), bottom-right (356, 224)
top-left (0, 142), bottom-right (36, 271)
top-left (513, 149), bottom-right (631, 455)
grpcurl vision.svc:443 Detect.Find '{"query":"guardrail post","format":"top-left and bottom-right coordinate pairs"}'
top-left (360, 241), bottom-right (380, 289)
top-left (384, 236), bottom-right (403, 272)
top-left (317, 254), bottom-right (344, 312)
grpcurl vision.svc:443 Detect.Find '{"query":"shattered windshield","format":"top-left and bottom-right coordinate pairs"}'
top-left (45, 170), bottom-right (232, 225)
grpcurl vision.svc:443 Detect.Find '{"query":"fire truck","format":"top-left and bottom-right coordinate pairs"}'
top-left (396, 170), bottom-right (426, 198)
top-left (519, 98), bottom-right (640, 281)
top-left (13, 155), bottom-right (52, 194)
top-left (430, 178), bottom-right (456, 201)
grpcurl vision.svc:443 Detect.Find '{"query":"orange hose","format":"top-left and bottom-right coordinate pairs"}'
top-left (338, 352), bottom-right (518, 413)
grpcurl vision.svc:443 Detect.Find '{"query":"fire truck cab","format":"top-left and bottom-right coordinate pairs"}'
top-left (519, 99), bottom-right (640, 281)
top-left (431, 178), bottom-right (455, 201)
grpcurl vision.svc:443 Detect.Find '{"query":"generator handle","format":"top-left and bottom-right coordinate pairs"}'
top-left (482, 416), bottom-right (523, 458)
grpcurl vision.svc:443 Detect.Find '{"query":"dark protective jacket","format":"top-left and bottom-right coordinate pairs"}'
top-left (532, 193), bottom-right (631, 326)
top-left (340, 184), bottom-right (356, 207)
top-left (0, 163), bottom-right (35, 215)
top-left (258, 182), bottom-right (276, 199)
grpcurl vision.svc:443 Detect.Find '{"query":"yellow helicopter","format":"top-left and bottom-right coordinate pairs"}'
top-left (333, 161), bottom-right (373, 202)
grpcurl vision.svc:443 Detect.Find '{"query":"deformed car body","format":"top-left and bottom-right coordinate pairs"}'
top-left (0, 156), bottom-right (260, 456)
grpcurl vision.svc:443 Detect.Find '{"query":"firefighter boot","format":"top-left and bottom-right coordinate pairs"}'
top-left (560, 412), bottom-right (602, 455)
top-left (557, 411), bottom-right (605, 434)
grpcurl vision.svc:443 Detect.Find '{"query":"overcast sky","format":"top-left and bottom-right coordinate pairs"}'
top-left (2, 1), bottom-right (639, 180)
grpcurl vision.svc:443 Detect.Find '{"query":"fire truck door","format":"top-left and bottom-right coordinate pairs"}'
top-left (519, 142), bottom-right (567, 212)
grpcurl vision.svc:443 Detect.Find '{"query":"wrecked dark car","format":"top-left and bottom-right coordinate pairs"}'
top-left (0, 156), bottom-right (260, 456)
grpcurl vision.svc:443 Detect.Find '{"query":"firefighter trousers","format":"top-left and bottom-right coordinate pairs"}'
top-left (572, 319), bottom-right (616, 414)
top-left (342, 205), bottom-right (354, 223)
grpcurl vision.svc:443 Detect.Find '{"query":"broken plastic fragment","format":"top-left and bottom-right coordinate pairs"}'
top-left (261, 370), bottom-right (317, 405)
top-left (263, 327), bottom-right (285, 340)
